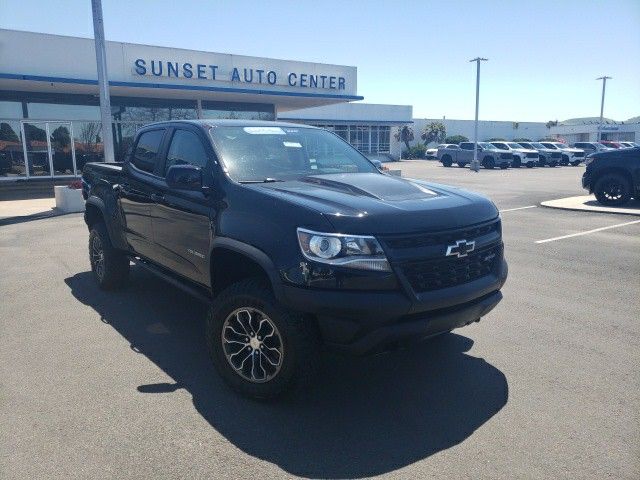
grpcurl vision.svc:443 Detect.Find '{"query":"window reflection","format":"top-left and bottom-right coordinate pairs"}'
top-left (74, 121), bottom-right (104, 173)
top-left (0, 121), bottom-right (26, 177)
top-left (49, 123), bottom-right (75, 175)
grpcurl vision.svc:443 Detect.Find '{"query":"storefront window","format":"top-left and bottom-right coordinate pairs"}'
top-left (111, 97), bottom-right (197, 123)
top-left (201, 101), bottom-right (274, 120)
top-left (0, 121), bottom-right (26, 177)
top-left (313, 124), bottom-right (391, 154)
top-left (28, 103), bottom-right (100, 121)
top-left (0, 100), bottom-right (24, 119)
top-left (73, 121), bottom-right (104, 173)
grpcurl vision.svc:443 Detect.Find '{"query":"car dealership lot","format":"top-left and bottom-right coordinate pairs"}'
top-left (1, 162), bottom-right (638, 479)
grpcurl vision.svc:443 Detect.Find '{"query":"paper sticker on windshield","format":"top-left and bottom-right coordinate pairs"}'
top-left (283, 141), bottom-right (302, 148)
top-left (243, 127), bottom-right (285, 135)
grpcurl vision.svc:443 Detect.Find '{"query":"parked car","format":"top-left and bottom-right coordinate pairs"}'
top-left (618, 142), bottom-right (637, 148)
top-left (582, 147), bottom-right (640, 206)
top-left (490, 142), bottom-right (538, 168)
top-left (572, 142), bottom-right (614, 155)
top-left (82, 120), bottom-right (508, 399)
top-left (516, 142), bottom-right (561, 167)
top-left (540, 141), bottom-right (585, 166)
top-left (438, 142), bottom-right (512, 169)
top-left (599, 141), bottom-right (624, 149)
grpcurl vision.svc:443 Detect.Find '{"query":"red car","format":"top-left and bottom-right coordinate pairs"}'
top-left (600, 141), bottom-right (623, 149)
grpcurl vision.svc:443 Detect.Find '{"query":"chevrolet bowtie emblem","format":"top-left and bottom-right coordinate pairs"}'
top-left (446, 239), bottom-right (476, 258)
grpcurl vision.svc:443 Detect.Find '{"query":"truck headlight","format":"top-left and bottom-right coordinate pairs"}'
top-left (585, 154), bottom-right (595, 166)
top-left (297, 228), bottom-right (391, 272)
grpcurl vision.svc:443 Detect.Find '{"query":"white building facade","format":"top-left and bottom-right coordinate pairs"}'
top-left (549, 120), bottom-right (640, 144)
top-left (279, 103), bottom-right (413, 160)
top-left (0, 29), bottom-right (362, 180)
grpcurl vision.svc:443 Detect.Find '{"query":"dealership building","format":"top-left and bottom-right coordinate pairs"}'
top-left (0, 28), bottom-right (416, 181)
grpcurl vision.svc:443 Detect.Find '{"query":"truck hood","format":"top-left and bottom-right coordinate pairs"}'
top-left (245, 173), bottom-right (498, 235)
top-left (560, 147), bottom-right (582, 153)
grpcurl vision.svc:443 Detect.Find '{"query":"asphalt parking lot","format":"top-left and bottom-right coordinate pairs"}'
top-left (1, 161), bottom-right (639, 479)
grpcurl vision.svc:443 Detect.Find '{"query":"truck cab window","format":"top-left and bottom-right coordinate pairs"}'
top-left (166, 130), bottom-right (209, 172)
top-left (132, 130), bottom-right (164, 173)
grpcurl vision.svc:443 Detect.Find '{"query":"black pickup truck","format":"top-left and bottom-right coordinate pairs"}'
top-left (582, 147), bottom-right (640, 206)
top-left (82, 120), bottom-right (508, 398)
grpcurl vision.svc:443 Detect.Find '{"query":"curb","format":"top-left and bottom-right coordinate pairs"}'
top-left (540, 197), bottom-right (640, 217)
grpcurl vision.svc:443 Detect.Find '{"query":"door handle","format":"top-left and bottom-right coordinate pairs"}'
top-left (150, 193), bottom-right (165, 202)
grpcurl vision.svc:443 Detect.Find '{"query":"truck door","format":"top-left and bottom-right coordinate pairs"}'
top-left (459, 142), bottom-right (474, 162)
top-left (150, 127), bottom-right (214, 287)
top-left (119, 128), bottom-right (167, 262)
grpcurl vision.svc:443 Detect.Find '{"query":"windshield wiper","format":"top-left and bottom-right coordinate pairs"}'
top-left (238, 178), bottom-right (284, 184)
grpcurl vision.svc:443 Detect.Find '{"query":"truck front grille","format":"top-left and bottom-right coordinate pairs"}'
top-left (401, 243), bottom-right (502, 293)
top-left (551, 152), bottom-right (561, 159)
top-left (383, 220), bottom-right (500, 249)
top-left (574, 151), bottom-right (584, 157)
top-left (526, 152), bottom-right (538, 158)
top-left (500, 153), bottom-right (512, 159)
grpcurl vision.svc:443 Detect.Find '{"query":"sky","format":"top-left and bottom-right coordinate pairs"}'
top-left (1, 0), bottom-right (639, 122)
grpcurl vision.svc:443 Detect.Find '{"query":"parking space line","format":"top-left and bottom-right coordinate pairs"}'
top-left (500, 206), bottom-right (537, 212)
top-left (535, 219), bottom-right (640, 244)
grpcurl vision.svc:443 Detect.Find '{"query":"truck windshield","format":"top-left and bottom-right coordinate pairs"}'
top-left (209, 126), bottom-right (378, 182)
top-left (507, 143), bottom-right (522, 149)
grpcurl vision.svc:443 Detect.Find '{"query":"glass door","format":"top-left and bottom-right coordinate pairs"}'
top-left (21, 121), bottom-right (77, 177)
top-left (48, 122), bottom-right (76, 176)
top-left (22, 122), bottom-right (51, 177)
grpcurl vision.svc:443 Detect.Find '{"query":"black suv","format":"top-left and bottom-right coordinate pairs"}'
top-left (582, 147), bottom-right (640, 206)
top-left (82, 120), bottom-right (508, 398)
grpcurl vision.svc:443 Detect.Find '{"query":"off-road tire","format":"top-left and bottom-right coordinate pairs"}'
top-left (88, 222), bottom-right (129, 290)
top-left (206, 278), bottom-right (320, 399)
top-left (483, 157), bottom-right (496, 169)
top-left (441, 155), bottom-right (453, 167)
top-left (594, 173), bottom-right (632, 206)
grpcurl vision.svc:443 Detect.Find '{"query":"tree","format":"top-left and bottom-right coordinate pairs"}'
top-left (513, 137), bottom-right (532, 142)
top-left (79, 122), bottom-right (101, 152)
top-left (444, 135), bottom-right (468, 145)
top-left (545, 120), bottom-right (558, 129)
top-left (487, 137), bottom-right (507, 141)
top-left (421, 121), bottom-right (446, 145)
top-left (539, 137), bottom-right (558, 142)
top-left (51, 125), bottom-right (71, 148)
top-left (394, 125), bottom-right (414, 151)
top-left (0, 123), bottom-right (19, 142)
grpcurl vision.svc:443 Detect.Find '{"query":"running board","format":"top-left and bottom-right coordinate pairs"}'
top-left (132, 258), bottom-right (211, 304)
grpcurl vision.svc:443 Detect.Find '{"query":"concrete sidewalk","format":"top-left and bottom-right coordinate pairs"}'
top-left (0, 198), bottom-right (57, 221)
top-left (541, 195), bottom-right (640, 216)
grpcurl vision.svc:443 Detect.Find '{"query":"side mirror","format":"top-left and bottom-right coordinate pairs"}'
top-left (166, 164), bottom-right (203, 191)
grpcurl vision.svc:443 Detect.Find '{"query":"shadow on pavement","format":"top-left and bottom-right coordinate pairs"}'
top-left (65, 268), bottom-right (508, 478)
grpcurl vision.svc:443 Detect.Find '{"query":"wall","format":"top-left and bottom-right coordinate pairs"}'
top-left (410, 118), bottom-right (549, 146)
top-left (549, 123), bottom-right (640, 143)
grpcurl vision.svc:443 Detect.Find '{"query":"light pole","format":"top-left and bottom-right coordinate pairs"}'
top-left (91, 0), bottom-right (115, 163)
top-left (470, 57), bottom-right (488, 172)
top-left (596, 76), bottom-right (611, 142)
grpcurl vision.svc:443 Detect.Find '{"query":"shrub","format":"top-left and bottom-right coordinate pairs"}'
top-left (487, 137), bottom-right (507, 142)
top-left (401, 144), bottom-right (427, 159)
top-left (513, 137), bottom-right (532, 142)
top-left (444, 135), bottom-right (469, 145)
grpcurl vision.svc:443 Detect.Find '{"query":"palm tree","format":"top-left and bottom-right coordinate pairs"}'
top-left (394, 125), bottom-right (414, 152)
top-left (421, 121), bottom-right (446, 145)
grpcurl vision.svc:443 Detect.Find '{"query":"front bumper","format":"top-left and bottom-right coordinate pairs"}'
top-left (280, 259), bottom-right (508, 354)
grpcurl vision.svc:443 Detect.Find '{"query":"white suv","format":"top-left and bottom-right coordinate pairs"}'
top-left (490, 142), bottom-right (538, 168)
top-left (540, 142), bottom-right (585, 166)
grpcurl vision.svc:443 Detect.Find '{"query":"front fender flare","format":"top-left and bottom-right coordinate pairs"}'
top-left (210, 237), bottom-right (285, 303)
